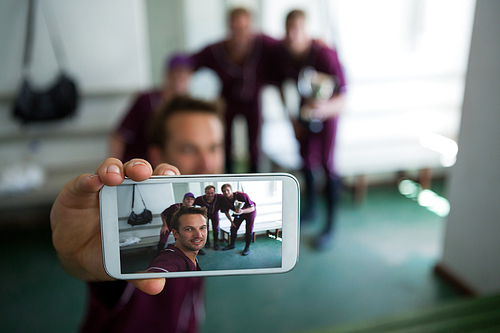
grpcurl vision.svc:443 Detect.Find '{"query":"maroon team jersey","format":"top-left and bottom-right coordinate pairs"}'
top-left (161, 203), bottom-right (182, 229)
top-left (194, 194), bottom-right (223, 217)
top-left (220, 192), bottom-right (256, 214)
top-left (146, 244), bottom-right (201, 273)
top-left (115, 90), bottom-right (162, 162)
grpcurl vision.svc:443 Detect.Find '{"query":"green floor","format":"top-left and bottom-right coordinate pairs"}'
top-left (0, 179), bottom-right (474, 332)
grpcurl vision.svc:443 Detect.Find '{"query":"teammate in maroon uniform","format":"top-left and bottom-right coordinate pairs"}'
top-left (147, 206), bottom-right (207, 273)
top-left (109, 54), bottom-right (194, 162)
top-left (190, 7), bottom-right (280, 173)
top-left (194, 185), bottom-right (224, 250)
top-left (157, 192), bottom-right (196, 253)
top-left (273, 10), bottom-right (347, 250)
top-left (219, 184), bottom-right (256, 256)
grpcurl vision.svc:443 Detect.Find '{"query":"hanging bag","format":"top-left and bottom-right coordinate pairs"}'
top-left (127, 185), bottom-right (153, 227)
top-left (13, 0), bottom-right (79, 124)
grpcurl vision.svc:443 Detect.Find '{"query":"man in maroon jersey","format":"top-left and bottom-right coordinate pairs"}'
top-left (51, 96), bottom-right (224, 333)
top-left (157, 192), bottom-right (197, 253)
top-left (147, 206), bottom-right (208, 273)
top-left (272, 10), bottom-right (347, 250)
top-left (190, 7), bottom-right (280, 173)
top-left (219, 183), bottom-right (256, 256)
top-left (194, 185), bottom-right (224, 250)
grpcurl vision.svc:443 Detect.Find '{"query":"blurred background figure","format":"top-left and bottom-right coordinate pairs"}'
top-left (109, 53), bottom-right (194, 162)
top-left (273, 10), bottom-right (346, 250)
top-left (190, 7), bottom-right (279, 173)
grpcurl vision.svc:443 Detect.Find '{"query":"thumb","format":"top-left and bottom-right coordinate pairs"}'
top-left (130, 278), bottom-right (166, 295)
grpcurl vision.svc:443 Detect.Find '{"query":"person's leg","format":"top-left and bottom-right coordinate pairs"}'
top-left (299, 129), bottom-right (320, 222)
top-left (157, 230), bottom-right (171, 253)
top-left (212, 214), bottom-right (220, 250)
top-left (222, 217), bottom-right (242, 251)
top-left (301, 168), bottom-right (316, 222)
top-left (224, 108), bottom-right (237, 173)
top-left (244, 105), bottom-right (261, 173)
top-left (315, 117), bottom-right (341, 250)
top-left (242, 211), bottom-right (256, 256)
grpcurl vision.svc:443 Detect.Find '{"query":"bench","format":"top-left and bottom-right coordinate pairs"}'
top-left (218, 209), bottom-right (283, 243)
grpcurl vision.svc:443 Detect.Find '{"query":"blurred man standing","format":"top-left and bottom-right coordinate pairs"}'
top-left (190, 7), bottom-right (280, 173)
top-left (273, 10), bottom-right (347, 250)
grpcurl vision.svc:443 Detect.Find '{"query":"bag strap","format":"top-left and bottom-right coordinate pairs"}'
top-left (135, 186), bottom-right (148, 208)
top-left (131, 184), bottom-right (136, 210)
top-left (22, 0), bottom-right (36, 70)
top-left (22, 0), bottom-right (69, 72)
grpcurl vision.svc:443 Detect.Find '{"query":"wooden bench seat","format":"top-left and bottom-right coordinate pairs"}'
top-left (219, 219), bottom-right (282, 243)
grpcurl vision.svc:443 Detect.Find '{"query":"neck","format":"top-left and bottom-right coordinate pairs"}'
top-left (174, 242), bottom-right (198, 265)
top-left (286, 38), bottom-right (312, 60)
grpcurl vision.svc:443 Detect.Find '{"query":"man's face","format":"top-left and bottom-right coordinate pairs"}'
top-left (172, 214), bottom-right (207, 253)
top-left (286, 17), bottom-right (307, 46)
top-left (165, 66), bottom-right (193, 96)
top-left (183, 196), bottom-right (194, 206)
top-left (222, 186), bottom-right (233, 198)
top-left (230, 13), bottom-right (252, 44)
top-left (205, 187), bottom-right (215, 203)
top-left (163, 112), bottom-right (224, 175)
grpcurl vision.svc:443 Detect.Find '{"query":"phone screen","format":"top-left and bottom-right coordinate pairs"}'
top-left (100, 174), bottom-right (299, 279)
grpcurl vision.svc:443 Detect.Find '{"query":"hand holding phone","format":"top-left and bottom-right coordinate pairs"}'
top-left (50, 158), bottom-right (181, 296)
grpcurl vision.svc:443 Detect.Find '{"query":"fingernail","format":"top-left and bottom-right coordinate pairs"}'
top-left (107, 165), bottom-right (121, 175)
top-left (162, 170), bottom-right (176, 176)
top-left (132, 161), bottom-right (147, 167)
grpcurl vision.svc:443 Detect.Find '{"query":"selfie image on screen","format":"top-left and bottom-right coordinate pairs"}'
top-left (116, 180), bottom-right (283, 274)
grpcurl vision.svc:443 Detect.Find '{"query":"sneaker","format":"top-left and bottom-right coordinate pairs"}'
top-left (222, 244), bottom-right (235, 251)
top-left (314, 233), bottom-right (333, 251)
top-left (242, 247), bottom-right (250, 256)
top-left (214, 243), bottom-right (220, 251)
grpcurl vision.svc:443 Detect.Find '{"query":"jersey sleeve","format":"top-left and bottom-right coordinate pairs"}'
top-left (190, 44), bottom-right (215, 71)
top-left (315, 45), bottom-right (347, 94)
top-left (241, 193), bottom-right (255, 208)
top-left (160, 208), bottom-right (169, 219)
top-left (115, 93), bottom-right (153, 144)
top-left (193, 196), bottom-right (202, 207)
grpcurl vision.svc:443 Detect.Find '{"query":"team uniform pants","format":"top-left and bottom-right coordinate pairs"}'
top-left (208, 214), bottom-right (220, 243)
top-left (299, 116), bottom-right (341, 235)
top-left (224, 102), bottom-right (261, 173)
top-left (229, 210), bottom-right (257, 246)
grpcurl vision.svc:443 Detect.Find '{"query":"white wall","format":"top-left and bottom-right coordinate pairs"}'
top-left (0, 0), bottom-right (151, 209)
top-left (439, 0), bottom-right (500, 295)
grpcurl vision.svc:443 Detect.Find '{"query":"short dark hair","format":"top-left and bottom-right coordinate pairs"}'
top-left (205, 185), bottom-right (216, 192)
top-left (221, 183), bottom-right (232, 192)
top-left (170, 205), bottom-right (208, 232)
top-left (148, 96), bottom-right (221, 150)
top-left (286, 9), bottom-right (306, 26)
top-left (228, 7), bottom-right (251, 23)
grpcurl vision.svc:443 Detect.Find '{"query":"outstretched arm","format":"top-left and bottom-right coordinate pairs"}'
top-left (50, 158), bottom-right (180, 295)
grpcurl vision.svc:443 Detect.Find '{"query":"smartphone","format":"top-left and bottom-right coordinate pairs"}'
top-left (99, 173), bottom-right (300, 279)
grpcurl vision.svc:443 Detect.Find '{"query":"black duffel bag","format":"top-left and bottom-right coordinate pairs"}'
top-left (13, 0), bottom-right (79, 124)
top-left (13, 73), bottom-right (78, 124)
top-left (127, 185), bottom-right (153, 227)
